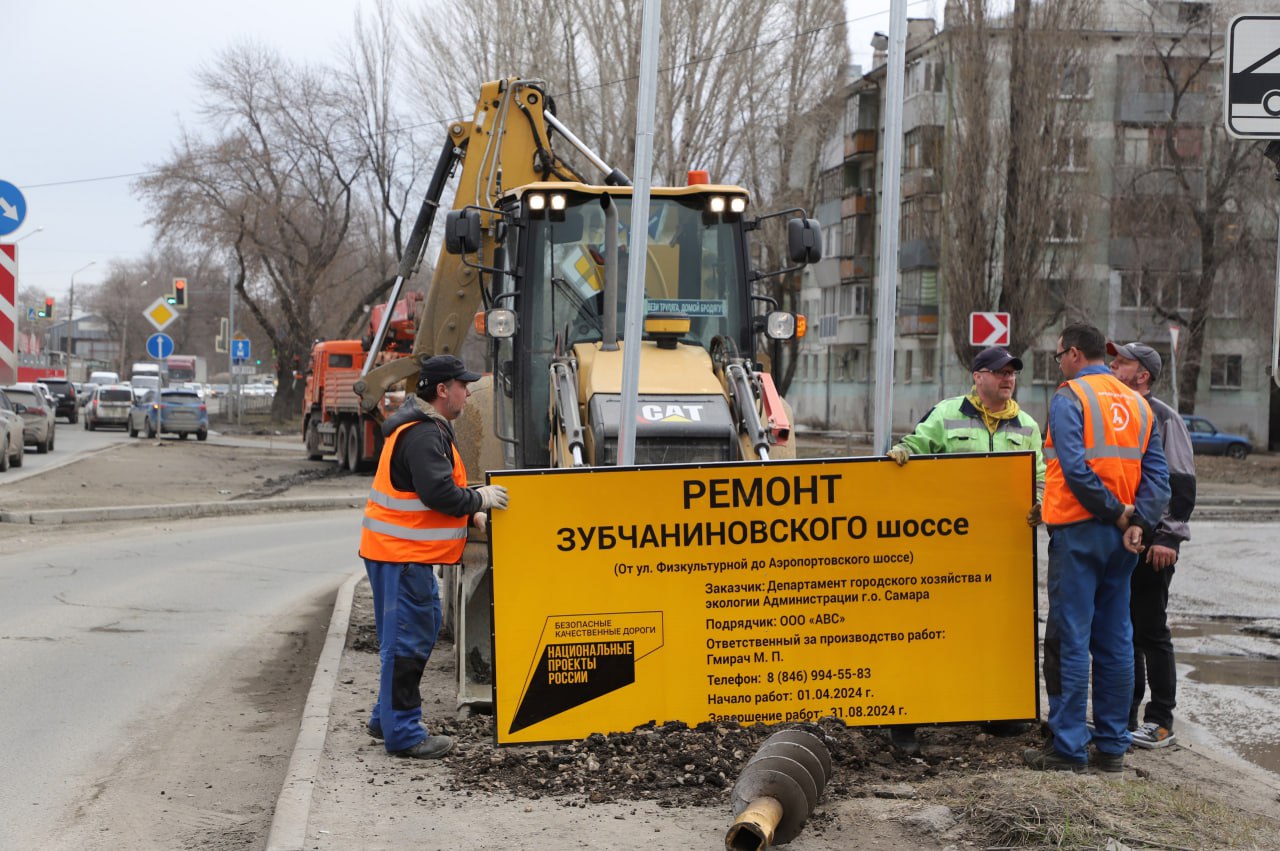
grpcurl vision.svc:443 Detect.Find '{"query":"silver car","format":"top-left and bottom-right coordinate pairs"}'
top-left (0, 384), bottom-right (56, 453)
top-left (84, 384), bottom-right (134, 430)
top-left (0, 389), bottom-right (26, 471)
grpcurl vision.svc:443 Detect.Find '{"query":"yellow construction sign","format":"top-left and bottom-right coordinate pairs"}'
top-left (488, 453), bottom-right (1039, 745)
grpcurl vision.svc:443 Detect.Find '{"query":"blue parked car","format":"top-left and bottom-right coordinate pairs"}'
top-left (128, 389), bottom-right (209, 441)
top-left (1182, 415), bottom-right (1251, 459)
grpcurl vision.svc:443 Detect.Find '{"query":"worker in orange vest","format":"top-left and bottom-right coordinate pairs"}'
top-left (360, 354), bottom-right (509, 758)
top-left (1023, 324), bottom-right (1169, 774)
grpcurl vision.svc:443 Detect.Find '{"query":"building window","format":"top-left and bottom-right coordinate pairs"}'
top-left (841, 218), bottom-right (856, 258)
top-left (1051, 136), bottom-right (1089, 171)
top-left (920, 346), bottom-right (936, 381)
top-left (902, 349), bottom-right (914, 383)
top-left (1048, 208), bottom-right (1085, 243)
top-left (1151, 126), bottom-right (1203, 167)
top-left (1119, 126), bottom-right (1149, 166)
top-left (906, 58), bottom-right (944, 96)
top-left (1210, 354), bottom-right (1242, 389)
top-left (904, 127), bottom-right (941, 170)
top-left (853, 283), bottom-right (871, 317)
top-left (1059, 64), bottom-right (1092, 98)
top-left (1033, 350), bottom-right (1059, 384)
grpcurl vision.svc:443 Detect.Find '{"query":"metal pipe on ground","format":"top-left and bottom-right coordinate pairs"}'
top-left (725, 728), bottom-right (831, 849)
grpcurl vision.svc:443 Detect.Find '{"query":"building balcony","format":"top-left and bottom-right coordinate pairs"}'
top-left (841, 255), bottom-right (874, 280)
top-left (902, 168), bottom-right (939, 199)
top-left (842, 193), bottom-right (874, 217)
top-left (897, 306), bottom-right (939, 337)
top-left (849, 129), bottom-right (877, 157)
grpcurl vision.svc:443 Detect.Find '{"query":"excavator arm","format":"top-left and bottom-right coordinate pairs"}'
top-left (356, 78), bottom-right (602, 412)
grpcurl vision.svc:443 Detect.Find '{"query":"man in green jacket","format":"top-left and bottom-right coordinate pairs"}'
top-left (884, 346), bottom-right (1045, 752)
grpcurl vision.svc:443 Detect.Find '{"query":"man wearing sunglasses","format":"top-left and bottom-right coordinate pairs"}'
top-left (1025, 324), bottom-right (1169, 774)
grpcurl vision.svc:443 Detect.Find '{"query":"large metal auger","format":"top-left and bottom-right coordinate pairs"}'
top-left (725, 728), bottom-right (832, 849)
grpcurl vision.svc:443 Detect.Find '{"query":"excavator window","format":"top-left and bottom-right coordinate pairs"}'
top-left (512, 194), bottom-right (752, 467)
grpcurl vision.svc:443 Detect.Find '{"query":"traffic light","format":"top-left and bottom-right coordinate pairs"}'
top-left (39, 296), bottom-right (54, 318)
top-left (173, 278), bottom-right (187, 307)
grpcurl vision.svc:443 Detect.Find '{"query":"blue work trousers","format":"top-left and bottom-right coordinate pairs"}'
top-left (1043, 522), bottom-right (1137, 762)
top-left (364, 559), bottom-right (441, 752)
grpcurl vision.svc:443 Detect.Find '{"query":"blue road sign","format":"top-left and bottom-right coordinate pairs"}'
top-left (231, 338), bottom-right (251, 362)
top-left (0, 180), bottom-right (28, 237)
top-left (146, 333), bottom-right (175, 360)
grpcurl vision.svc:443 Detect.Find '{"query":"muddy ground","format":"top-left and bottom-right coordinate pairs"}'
top-left (5, 431), bottom-right (1280, 847)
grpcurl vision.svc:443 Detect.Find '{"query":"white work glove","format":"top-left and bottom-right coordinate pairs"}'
top-left (473, 511), bottom-right (489, 533)
top-left (887, 445), bottom-right (910, 466)
top-left (477, 484), bottom-right (509, 511)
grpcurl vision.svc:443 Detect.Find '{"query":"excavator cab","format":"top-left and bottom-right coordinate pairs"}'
top-left (451, 183), bottom-right (806, 470)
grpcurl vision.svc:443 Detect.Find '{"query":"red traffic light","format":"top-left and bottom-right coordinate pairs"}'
top-left (172, 277), bottom-right (187, 307)
top-left (40, 296), bottom-right (55, 318)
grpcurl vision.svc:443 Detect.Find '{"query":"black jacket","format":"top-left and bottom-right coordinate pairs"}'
top-left (381, 398), bottom-right (483, 518)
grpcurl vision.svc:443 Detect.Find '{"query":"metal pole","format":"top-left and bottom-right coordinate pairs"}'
top-left (228, 265), bottom-right (239, 426)
top-left (872, 1), bottom-right (909, 454)
top-left (617, 0), bottom-right (663, 467)
top-left (1273, 209), bottom-right (1280, 389)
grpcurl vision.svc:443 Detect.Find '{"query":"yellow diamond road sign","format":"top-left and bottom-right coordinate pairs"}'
top-left (144, 297), bottom-right (178, 332)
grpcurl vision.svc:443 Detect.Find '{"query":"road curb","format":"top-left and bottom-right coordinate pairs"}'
top-left (0, 494), bottom-right (365, 525)
top-left (267, 567), bottom-right (364, 851)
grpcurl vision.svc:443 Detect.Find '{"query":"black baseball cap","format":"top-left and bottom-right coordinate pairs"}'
top-left (418, 354), bottom-right (482, 387)
top-left (972, 347), bottom-right (1023, 373)
top-left (1106, 340), bottom-right (1162, 383)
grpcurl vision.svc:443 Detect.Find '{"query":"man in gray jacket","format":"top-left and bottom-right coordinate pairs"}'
top-left (1109, 341), bottom-right (1196, 749)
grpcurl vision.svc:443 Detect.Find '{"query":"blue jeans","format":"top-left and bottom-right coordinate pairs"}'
top-left (1043, 522), bottom-right (1137, 762)
top-left (364, 559), bottom-right (442, 752)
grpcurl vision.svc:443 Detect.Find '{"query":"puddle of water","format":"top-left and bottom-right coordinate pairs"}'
top-left (1179, 652), bottom-right (1280, 688)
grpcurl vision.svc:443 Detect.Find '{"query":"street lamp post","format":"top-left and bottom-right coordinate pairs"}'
top-left (68, 260), bottom-right (96, 322)
top-left (120, 279), bottom-right (149, 376)
top-left (13, 226), bottom-right (44, 244)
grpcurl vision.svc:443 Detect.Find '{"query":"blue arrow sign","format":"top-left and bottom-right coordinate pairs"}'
top-left (231, 338), bottom-right (251, 362)
top-left (0, 180), bottom-right (28, 237)
top-left (146, 333), bottom-right (175, 360)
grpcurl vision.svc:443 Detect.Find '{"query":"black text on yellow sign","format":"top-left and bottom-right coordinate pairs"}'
top-left (488, 453), bottom-right (1038, 745)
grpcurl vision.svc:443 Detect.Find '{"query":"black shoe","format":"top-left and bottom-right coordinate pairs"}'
top-left (390, 734), bottom-right (454, 759)
top-left (982, 720), bottom-right (1032, 737)
top-left (1090, 749), bottom-right (1125, 773)
top-left (1023, 745), bottom-right (1087, 773)
top-left (367, 723), bottom-right (383, 740)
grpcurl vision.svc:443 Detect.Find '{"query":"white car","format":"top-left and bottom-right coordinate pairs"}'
top-left (0, 383), bottom-right (56, 453)
top-left (0, 388), bottom-right (26, 471)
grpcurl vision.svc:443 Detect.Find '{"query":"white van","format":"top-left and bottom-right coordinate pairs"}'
top-left (89, 370), bottom-right (120, 386)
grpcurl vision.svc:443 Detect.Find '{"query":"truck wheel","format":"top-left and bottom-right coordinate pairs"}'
top-left (346, 424), bottom-right (362, 473)
top-left (335, 422), bottom-right (350, 469)
top-left (305, 420), bottom-right (324, 461)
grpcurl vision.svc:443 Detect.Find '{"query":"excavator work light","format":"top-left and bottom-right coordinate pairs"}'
top-left (730, 197), bottom-right (747, 214)
top-left (484, 307), bottom-right (517, 338)
top-left (708, 196), bottom-right (727, 214)
top-left (765, 311), bottom-right (796, 340)
top-left (527, 193), bottom-right (547, 211)
top-left (549, 193), bottom-right (567, 211)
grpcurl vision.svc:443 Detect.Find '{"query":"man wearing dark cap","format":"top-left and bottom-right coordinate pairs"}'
top-left (1109, 340), bottom-right (1196, 749)
top-left (359, 354), bottom-right (509, 759)
top-left (885, 346), bottom-right (1045, 751)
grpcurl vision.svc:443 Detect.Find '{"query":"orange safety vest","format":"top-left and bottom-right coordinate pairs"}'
top-left (1043, 372), bottom-right (1153, 525)
top-left (359, 419), bottom-right (469, 564)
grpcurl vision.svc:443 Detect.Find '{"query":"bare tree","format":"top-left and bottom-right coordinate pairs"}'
top-left (335, 0), bottom-right (430, 339)
top-left (136, 44), bottom-right (365, 420)
top-left (1114, 2), bottom-right (1271, 412)
top-left (940, 0), bottom-right (1098, 371)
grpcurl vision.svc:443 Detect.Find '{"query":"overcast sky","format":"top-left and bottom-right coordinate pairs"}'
top-left (1, 0), bottom-right (927, 310)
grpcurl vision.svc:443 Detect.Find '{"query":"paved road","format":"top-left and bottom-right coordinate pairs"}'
top-left (2, 413), bottom-right (304, 484)
top-left (0, 510), bottom-right (355, 849)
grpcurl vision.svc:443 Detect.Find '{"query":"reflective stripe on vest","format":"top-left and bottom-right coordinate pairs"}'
top-left (1043, 373), bottom-right (1153, 525)
top-left (359, 418), bottom-right (469, 564)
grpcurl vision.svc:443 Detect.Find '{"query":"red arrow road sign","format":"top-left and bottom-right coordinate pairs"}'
top-left (970, 311), bottom-right (1011, 346)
